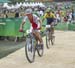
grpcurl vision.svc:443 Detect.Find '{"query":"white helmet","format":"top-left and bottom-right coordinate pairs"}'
top-left (25, 8), bottom-right (33, 14)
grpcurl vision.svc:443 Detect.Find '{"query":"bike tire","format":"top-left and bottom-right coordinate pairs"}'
top-left (51, 36), bottom-right (55, 45)
top-left (46, 32), bottom-right (51, 49)
top-left (37, 44), bottom-right (44, 57)
top-left (25, 38), bottom-right (35, 63)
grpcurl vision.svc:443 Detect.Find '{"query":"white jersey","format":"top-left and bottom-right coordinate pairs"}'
top-left (23, 14), bottom-right (40, 29)
top-left (23, 14), bottom-right (40, 24)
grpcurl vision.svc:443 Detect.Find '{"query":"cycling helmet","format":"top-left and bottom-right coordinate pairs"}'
top-left (25, 8), bottom-right (33, 14)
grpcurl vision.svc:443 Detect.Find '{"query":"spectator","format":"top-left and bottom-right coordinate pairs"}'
top-left (15, 10), bottom-right (19, 18)
top-left (3, 10), bottom-right (8, 18)
top-left (72, 8), bottom-right (75, 20)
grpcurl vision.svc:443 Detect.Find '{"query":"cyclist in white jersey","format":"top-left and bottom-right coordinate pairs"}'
top-left (19, 8), bottom-right (43, 49)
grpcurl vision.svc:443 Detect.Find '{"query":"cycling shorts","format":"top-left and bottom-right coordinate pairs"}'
top-left (46, 18), bottom-right (54, 25)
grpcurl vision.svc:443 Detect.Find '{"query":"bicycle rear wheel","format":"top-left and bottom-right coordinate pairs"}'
top-left (51, 36), bottom-right (55, 45)
top-left (25, 38), bottom-right (35, 63)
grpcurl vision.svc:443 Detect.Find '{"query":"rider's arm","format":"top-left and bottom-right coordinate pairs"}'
top-left (42, 13), bottom-right (47, 22)
top-left (20, 21), bottom-right (25, 30)
top-left (42, 18), bottom-right (45, 23)
top-left (20, 16), bottom-right (27, 30)
top-left (52, 13), bottom-right (56, 19)
top-left (51, 13), bottom-right (56, 21)
top-left (38, 19), bottom-right (42, 28)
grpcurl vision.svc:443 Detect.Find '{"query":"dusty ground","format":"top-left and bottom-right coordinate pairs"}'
top-left (0, 31), bottom-right (75, 68)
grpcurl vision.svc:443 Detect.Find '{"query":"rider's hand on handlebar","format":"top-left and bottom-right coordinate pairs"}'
top-left (19, 28), bottom-right (23, 32)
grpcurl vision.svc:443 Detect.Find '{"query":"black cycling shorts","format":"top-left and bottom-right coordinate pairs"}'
top-left (46, 18), bottom-right (54, 25)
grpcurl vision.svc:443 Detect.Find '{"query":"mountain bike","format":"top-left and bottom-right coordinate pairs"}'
top-left (45, 25), bottom-right (55, 49)
top-left (22, 29), bottom-right (44, 63)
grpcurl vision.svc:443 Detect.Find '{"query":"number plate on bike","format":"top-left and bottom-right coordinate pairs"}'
top-left (46, 25), bottom-right (51, 28)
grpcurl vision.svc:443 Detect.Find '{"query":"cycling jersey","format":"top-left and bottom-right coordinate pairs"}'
top-left (44, 12), bottom-right (55, 18)
top-left (23, 14), bottom-right (40, 29)
top-left (43, 12), bottom-right (55, 24)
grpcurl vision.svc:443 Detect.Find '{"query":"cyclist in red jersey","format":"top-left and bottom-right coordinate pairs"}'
top-left (19, 8), bottom-right (43, 49)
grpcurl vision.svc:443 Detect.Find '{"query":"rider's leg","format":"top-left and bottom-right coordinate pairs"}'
top-left (51, 26), bottom-right (54, 34)
top-left (50, 22), bottom-right (54, 35)
top-left (32, 31), bottom-right (43, 45)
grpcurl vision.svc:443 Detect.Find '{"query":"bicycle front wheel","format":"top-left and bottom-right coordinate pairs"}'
top-left (46, 31), bottom-right (51, 49)
top-left (25, 38), bottom-right (35, 63)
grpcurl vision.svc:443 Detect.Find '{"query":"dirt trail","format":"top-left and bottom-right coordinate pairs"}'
top-left (0, 31), bottom-right (75, 68)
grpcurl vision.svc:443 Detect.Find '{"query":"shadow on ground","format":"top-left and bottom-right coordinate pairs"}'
top-left (0, 40), bottom-right (24, 59)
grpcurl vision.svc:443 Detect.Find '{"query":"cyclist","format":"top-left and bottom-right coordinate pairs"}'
top-left (42, 8), bottom-right (56, 35)
top-left (19, 8), bottom-right (43, 49)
